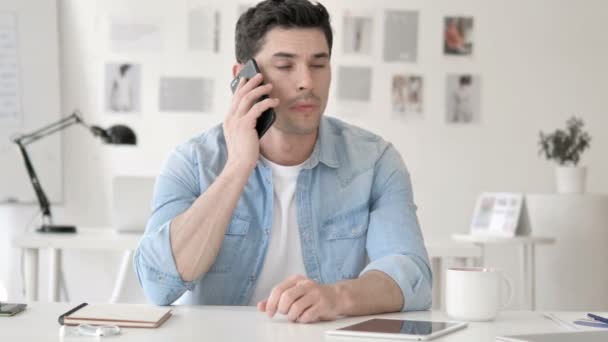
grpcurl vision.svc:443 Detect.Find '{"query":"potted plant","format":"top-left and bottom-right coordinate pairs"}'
top-left (538, 117), bottom-right (591, 194)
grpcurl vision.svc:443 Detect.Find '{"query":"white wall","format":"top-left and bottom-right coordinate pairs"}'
top-left (2, 0), bottom-right (607, 306)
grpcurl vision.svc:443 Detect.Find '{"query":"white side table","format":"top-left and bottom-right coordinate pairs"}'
top-left (451, 234), bottom-right (555, 310)
top-left (12, 228), bottom-right (141, 302)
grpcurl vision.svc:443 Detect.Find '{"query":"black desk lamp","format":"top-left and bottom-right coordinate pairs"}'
top-left (12, 110), bottom-right (136, 233)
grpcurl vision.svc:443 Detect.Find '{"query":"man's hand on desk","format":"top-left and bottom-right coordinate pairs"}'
top-left (257, 275), bottom-right (343, 324)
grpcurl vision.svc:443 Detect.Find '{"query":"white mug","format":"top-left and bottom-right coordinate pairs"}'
top-left (445, 267), bottom-right (513, 321)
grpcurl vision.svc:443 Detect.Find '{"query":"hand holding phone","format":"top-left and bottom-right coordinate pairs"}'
top-left (223, 59), bottom-right (279, 172)
top-left (230, 59), bottom-right (276, 138)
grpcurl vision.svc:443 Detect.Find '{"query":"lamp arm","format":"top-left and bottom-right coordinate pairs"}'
top-left (11, 111), bottom-right (87, 222)
top-left (15, 142), bottom-right (52, 220)
top-left (13, 111), bottom-right (85, 146)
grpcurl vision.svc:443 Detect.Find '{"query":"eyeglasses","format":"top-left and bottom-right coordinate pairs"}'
top-left (77, 324), bottom-right (121, 337)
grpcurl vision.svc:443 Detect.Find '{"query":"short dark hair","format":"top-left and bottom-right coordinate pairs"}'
top-left (235, 0), bottom-right (333, 63)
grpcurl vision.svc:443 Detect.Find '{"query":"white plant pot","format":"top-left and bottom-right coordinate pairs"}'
top-left (555, 165), bottom-right (587, 194)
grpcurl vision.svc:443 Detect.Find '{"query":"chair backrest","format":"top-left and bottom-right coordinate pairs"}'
top-left (111, 176), bottom-right (156, 233)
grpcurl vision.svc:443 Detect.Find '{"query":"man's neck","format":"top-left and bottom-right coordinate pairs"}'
top-left (260, 128), bottom-right (318, 166)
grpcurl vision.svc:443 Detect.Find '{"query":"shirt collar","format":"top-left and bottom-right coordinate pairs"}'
top-left (255, 117), bottom-right (340, 171)
top-left (304, 117), bottom-right (340, 170)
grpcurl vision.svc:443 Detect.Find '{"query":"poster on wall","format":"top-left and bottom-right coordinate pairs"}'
top-left (0, 12), bottom-right (22, 125)
top-left (342, 12), bottom-right (373, 56)
top-left (383, 10), bottom-right (418, 62)
top-left (443, 16), bottom-right (474, 56)
top-left (159, 77), bottom-right (213, 113)
top-left (391, 74), bottom-right (423, 116)
top-left (188, 6), bottom-right (221, 52)
top-left (104, 63), bottom-right (141, 113)
top-left (445, 74), bottom-right (480, 124)
top-left (107, 16), bottom-right (162, 52)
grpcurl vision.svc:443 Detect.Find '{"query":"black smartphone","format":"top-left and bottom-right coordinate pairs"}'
top-left (230, 59), bottom-right (276, 138)
top-left (0, 302), bottom-right (27, 317)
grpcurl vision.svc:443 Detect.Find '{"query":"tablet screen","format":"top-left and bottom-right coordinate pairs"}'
top-left (336, 318), bottom-right (455, 336)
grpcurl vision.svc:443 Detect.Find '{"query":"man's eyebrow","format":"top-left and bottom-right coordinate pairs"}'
top-left (271, 52), bottom-right (330, 59)
top-left (272, 52), bottom-right (296, 58)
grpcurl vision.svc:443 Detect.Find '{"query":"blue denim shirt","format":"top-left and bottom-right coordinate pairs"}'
top-left (134, 116), bottom-right (432, 311)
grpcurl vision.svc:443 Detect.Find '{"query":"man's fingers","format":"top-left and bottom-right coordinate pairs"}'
top-left (227, 77), bottom-right (247, 114)
top-left (265, 275), bottom-right (306, 317)
top-left (235, 73), bottom-right (264, 99)
top-left (286, 292), bottom-right (316, 322)
top-left (236, 83), bottom-right (274, 117)
top-left (297, 304), bottom-right (320, 324)
top-left (228, 73), bottom-right (263, 117)
top-left (257, 300), bottom-right (267, 312)
top-left (277, 282), bottom-right (310, 315)
top-left (244, 98), bottom-right (279, 124)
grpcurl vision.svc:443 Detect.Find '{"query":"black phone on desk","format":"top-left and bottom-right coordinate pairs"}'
top-left (230, 59), bottom-right (276, 138)
top-left (0, 302), bottom-right (26, 317)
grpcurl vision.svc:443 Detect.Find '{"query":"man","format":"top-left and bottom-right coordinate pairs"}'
top-left (134, 0), bottom-right (431, 324)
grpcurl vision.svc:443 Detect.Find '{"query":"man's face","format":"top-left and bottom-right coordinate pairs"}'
top-left (250, 27), bottom-right (331, 136)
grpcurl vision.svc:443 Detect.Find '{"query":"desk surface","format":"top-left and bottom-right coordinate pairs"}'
top-left (12, 228), bottom-right (480, 258)
top-left (452, 234), bottom-right (556, 245)
top-left (1, 303), bottom-right (601, 341)
top-left (12, 228), bottom-right (141, 250)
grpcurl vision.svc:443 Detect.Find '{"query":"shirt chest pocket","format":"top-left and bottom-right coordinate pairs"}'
top-left (207, 215), bottom-right (250, 274)
top-left (321, 207), bottom-right (370, 279)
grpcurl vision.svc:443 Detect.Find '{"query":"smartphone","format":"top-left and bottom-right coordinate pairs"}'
top-left (230, 59), bottom-right (276, 138)
top-left (0, 302), bottom-right (27, 317)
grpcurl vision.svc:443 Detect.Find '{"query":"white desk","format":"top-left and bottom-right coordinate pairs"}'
top-left (2, 303), bottom-right (605, 341)
top-left (452, 234), bottom-right (556, 311)
top-left (13, 229), bottom-right (480, 307)
top-left (12, 228), bottom-right (141, 302)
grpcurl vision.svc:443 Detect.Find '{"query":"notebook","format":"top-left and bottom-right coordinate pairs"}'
top-left (58, 303), bottom-right (172, 328)
top-left (497, 331), bottom-right (608, 342)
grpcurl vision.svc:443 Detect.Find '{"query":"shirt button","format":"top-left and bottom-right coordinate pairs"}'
top-left (249, 276), bottom-right (255, 282)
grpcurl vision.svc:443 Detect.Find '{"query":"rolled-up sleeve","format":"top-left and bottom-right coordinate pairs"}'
top-left (360, 144), bottom-right (432, 311)
top-left (133, 143), bottom-right (199, 305)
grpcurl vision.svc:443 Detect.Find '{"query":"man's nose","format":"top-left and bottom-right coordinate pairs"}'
top-left (296, 66), bottom-right (313, 91)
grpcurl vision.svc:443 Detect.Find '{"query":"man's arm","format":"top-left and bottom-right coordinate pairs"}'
top-left (170, 162), bottom-right (250, 282)
top-left (134, 73), bottom-right (279, 305)
top-left (258, 144), bottom-right (431, 322)
top-left (257, 271), bottom-right (402, 323)
top-left (171, 74), bottom-right (279, 282)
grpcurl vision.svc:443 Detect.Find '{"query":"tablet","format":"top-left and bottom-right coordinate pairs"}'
top-left (326, 318), bottom-right (467, 341)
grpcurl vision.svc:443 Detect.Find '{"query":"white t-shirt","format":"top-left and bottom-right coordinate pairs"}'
top-left (248, 156), bottom-right (308, 305)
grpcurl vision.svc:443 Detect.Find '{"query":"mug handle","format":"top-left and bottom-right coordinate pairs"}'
top-left (501, 274), bottom-right (514, 309)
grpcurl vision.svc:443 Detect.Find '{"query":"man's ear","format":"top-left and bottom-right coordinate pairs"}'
top-left (232, 63), bottom-right (243, 78)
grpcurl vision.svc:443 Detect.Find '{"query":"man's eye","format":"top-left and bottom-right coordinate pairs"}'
top-left (311, 65), bottom-right (326, 69)
top-left (276, 65), bottom-right (292, 70)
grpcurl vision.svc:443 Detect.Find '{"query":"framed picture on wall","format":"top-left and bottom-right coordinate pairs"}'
top-left (470, 193), bottom-right (523, 237)
top-left (391, 74), bottom-right (423, 116)
top-left (443, 16), bottom-right (474, 56)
